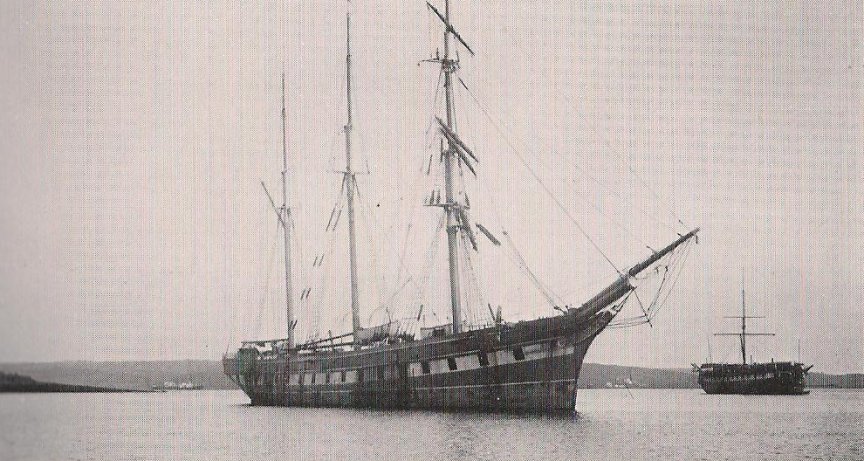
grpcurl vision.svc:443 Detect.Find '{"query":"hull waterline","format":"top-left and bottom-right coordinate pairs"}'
top-left (224, 310), bottom-right (614, 414)
top-left (697, 362), bottom-right (810, 395)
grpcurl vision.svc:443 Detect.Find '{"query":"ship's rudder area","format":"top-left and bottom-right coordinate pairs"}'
top-left (223, 347), bottom-right (260, 403)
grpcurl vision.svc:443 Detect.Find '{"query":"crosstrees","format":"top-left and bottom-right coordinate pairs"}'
top-left (714, 278), bottom-right (775, 364)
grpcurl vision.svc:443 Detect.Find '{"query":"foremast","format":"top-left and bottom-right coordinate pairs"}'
top-left (427, 0), bottom-right (698, 333)
top-left (430, 0), bottom-right (473, 334)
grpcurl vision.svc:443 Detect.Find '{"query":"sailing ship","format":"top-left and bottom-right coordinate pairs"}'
top-left (223, 1), bottom-right (700, 414)
top-left (694, 280), bottom-right (812, 395)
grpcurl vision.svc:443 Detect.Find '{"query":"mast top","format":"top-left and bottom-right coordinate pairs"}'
top-left (426, 2), bottom-right (474, 56)
top-left (714, 277), bottom-right (775, 364)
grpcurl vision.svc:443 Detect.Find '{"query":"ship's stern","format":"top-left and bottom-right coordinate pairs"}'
top-left (223, 347), bottom-right (258, 402)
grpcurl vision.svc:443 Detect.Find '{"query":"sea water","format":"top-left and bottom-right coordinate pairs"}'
top-left (1, 389), bottom-right (861, 460)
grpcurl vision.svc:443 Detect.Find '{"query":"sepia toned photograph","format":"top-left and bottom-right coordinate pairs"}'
top-left (0, 1), bottom-right (861, 459)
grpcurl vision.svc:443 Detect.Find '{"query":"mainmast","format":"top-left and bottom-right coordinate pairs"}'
top-left (280, 73), bottom-right (294, 349)
top-left (715, 273), bottom-right (774, 364)
top-left (440, 0), bottom-right (464, 334)
top-left (344, 11), bottom-right (362, 341)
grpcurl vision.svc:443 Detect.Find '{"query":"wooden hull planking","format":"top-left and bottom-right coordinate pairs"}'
top-left (224, 311), bottom-right (613, 413)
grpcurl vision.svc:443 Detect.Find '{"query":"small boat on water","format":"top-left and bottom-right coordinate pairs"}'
top-left (152, 381), bottom-right (201, 391)
top-left (694, 281), bottom-right (812, 395)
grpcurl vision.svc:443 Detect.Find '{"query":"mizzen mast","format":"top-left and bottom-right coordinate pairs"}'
top-left (344, 11), bottom-right (362, 341)
top-left (280, 72), bottom-right (295, 349)
top-left (740, 280), bottom-right (748, 364)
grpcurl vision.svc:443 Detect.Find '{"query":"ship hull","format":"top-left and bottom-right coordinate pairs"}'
top-left (224, 310), bottom-right (614, 414)
top-left (697, 362), bottom-right (809, 395)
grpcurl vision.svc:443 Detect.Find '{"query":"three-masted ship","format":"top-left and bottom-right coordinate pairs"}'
top-left (223, 1), bottom-right (700, 414)
top-left (694, 281), bottom-right (812, 395)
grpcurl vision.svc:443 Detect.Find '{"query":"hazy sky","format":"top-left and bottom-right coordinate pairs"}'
top-left (0, 1), bottom-right (860, 373)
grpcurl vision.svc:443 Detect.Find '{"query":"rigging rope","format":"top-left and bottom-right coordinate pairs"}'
top-left (394, 165), bottom-right (432, 291)
top-left (354, 183), bottom-right (390, 325)
top-left (456, 56), bottom-right (655, 244)
top-left (647, 239), bottom-right (693, 319)
top-left (607, 238), bottom-right (694, 328)
top-left (301, 209), bottom-right (343, 343)
top-left (253, 220), bottom-right (282, 338)
top-left (460, 231), bottom-right (490, 328)
top-left (500, 230), bottom-right (564, 308)
top-left (458, 79), bottom-right (621, 274)
top-left (412, 213), bottom-right (446, 327)
top-left (424, 70), bottom-right (445, 145)
top-left (492, 22), bottom-right (689, 232)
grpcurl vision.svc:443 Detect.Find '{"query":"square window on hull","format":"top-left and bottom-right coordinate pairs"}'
top-left (421, 361), bottom-right (431, 374)
top-left (447, 357), bottom-right (458, 371)
top-left (478, 352), bottom-right (489, 367)
top-left (513, 347), bottom-right (525, 361)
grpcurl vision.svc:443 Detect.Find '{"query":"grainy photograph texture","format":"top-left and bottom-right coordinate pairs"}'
top-left (0, 1), bottom-right (861, 460)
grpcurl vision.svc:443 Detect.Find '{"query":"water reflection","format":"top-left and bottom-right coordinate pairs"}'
top-left (1, 389), bottom-right (861, 461)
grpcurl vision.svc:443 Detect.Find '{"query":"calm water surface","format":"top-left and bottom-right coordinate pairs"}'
top-left (1, 389), bottom-right (861, 460)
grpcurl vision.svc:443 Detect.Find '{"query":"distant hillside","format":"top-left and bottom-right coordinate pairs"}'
top-left (0, 361), bottom-right (699, 390)
top-left (807, 372), bottom-right (864, 388)
top-left (0, 360), bottom-right (235, 391)
top-left (579, 363), bottom-right (699, 389)
top-left (0, 360), bottom-right (859, 391)
top-left (0, 371), bottom-right (138, 393)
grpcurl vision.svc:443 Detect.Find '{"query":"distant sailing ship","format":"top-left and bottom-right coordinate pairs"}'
top-left (694, 280), bottom-right (812, 395)
top-left (223, 1), bottom-right (699, 414)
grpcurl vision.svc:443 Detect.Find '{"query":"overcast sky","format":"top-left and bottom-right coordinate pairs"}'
top-left (0, 1), bottom-right (860, 373)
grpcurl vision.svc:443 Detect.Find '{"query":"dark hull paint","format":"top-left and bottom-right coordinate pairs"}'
top-left (697, 362), bottom-right (810, 395)
top-left (699, 379), bottom-right (809, 395)
top-left (223, 230), bottom-right (700, 413)
top-left (224, 310), bottom-right (613, 414)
